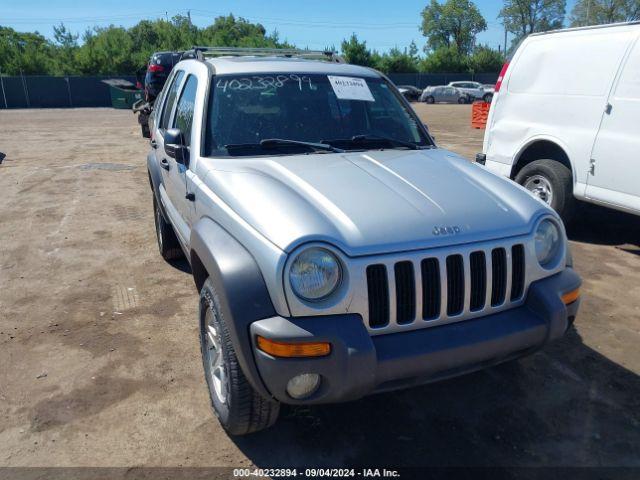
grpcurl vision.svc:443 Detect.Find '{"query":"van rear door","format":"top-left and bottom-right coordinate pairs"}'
top-left (587, 35), bottom-right (640, 213)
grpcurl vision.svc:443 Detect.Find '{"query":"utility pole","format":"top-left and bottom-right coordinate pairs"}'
top-left (504, 26), bottom-right (508, 55)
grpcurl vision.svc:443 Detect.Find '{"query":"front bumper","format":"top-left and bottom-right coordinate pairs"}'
top-left (250, 268), bottom-right (581, 405)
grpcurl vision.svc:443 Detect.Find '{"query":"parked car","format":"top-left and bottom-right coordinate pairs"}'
top-left (147, 47), bottom-right (581, 435)
top-left (144, 51), bottom-right (184, 102)
top-left (477, 22), bottom-right (640, 222)
top-left (448, 81), bottom-right (494, 103)
top-left (420, 86), bottom-right (472, 104)
top-left (397, 84), bottom-right (422, 101)
top-left (134, 51), bottom-right (184, 138)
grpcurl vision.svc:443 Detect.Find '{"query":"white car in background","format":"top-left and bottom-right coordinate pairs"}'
top-left (477, 22), bottom-right (640, 222)
top-left (420, 85), bottom-right (473, 104)
top-left (448, 81), bottom-right (494, 103)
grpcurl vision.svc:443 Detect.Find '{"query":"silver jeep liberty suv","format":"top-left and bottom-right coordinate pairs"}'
top-left (146, 47), bottom-right (581, 435)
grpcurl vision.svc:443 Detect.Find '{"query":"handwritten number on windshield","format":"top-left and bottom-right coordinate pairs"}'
top-left (216, 74), bottom-right (314, 92)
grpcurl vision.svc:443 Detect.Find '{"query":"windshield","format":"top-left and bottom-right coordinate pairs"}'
top-left (205, 73), bottom-right (431, 156)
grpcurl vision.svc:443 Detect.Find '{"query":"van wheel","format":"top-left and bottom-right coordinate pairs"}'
top-left (199, 278), bottom-right (280, 435)
top-left (425, 96), bottom-right (435, 104)
top-left (515, 159), bottom-right (575, 223)
top-left (153, 195), bottom-right (183, 260)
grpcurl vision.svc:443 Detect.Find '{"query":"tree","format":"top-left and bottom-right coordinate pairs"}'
top-left (75, 26), bottom-right (135, 74)
top-left (420, 45), bottom-right (469, 72)
top-left (199, 14), bottom-right (285, 48)
top-left (468, 45), bottom-right (505, 73)
top-left (340, 34), bottom-right (377, 67)
top-left (420, 0), bottom-right (487, 55)
top-left (0, 27), bottom-right (52, 75)
top-left (570, 0), bottom-right (640, 26)
top-left (51, 23), bottom-right (79, 75)
top-left (499, 0), bottom-right (566, 43)
top-left (378, 47), bottom-right (419, 73)
top-left (409, 40), bottom-right (420, 60)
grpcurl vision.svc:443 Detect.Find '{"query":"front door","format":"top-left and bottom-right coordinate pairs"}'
top-left (587, 36), bottom-right (640, 213)
top-left (155, 70), bottom-right (190, 246)
top-left (167, 74), bottom-right (199, 234)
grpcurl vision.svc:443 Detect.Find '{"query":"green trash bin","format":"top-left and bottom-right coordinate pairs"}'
top-left (102, 79), bottom-right (144, 109)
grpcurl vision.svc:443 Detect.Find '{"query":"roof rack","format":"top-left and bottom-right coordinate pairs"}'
top-left (181, 46), bottom-right (345, 63)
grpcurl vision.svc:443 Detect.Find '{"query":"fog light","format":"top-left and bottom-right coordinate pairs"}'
top-left (286, 373), bottom-right (321, 400)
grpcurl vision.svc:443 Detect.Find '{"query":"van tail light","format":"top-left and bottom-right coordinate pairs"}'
top-left (494, 62), bottom-right (510, 93)
top-left (148, 64), bottom-right (164, 73)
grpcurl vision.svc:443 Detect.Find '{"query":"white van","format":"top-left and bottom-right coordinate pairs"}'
top-left (477, 22), bottom-right (640, 221)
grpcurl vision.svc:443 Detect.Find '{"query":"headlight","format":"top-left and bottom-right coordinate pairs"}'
top-left (289, 247), bottom-right (342, 301)
top-left (535, 219), bottom-right (561, 267)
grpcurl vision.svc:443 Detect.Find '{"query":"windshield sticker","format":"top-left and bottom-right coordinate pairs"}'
top-left (327, 75), bottom-right (375, 102)
top-left (215, 75), bottom-right (314, 92)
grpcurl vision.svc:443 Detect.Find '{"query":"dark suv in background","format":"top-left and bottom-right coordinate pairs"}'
top-left (144, 51), bottom-right (184, 102)
top-left (135, 51), bottom-right (183, 138)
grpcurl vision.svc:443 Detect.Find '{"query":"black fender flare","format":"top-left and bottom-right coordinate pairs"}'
top-left (147, 150), bottom-right (170, 222)
top-left (190, 217), bottom-right (276, 398)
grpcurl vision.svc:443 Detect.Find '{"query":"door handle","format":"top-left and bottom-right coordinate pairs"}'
top-left (160, 158), bottom-right (170, 171)
top-left (605, 103), bottom-right (613, 114)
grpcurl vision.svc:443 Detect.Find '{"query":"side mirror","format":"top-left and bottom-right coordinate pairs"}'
top-left (164, 128), bottom-right (188, 165)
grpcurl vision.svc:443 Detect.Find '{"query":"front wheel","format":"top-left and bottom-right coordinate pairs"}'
top-left (425, 96), bottom-right (435, 104)
top-left (457, 96), bottom-right (467, 104)
top-left (199, 279), bottom-right (280, 435)
top-left (514, 159), bottom-right (576, 223)
top-left (483, 93), bottom-right (493, 103)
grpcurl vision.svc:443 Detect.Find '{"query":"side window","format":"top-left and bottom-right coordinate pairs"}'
top-left (615, 40), bottom-right (640, 100)
top-left (159, 70), bottom-right (185, 131)
top-left (172, 75), bottom-right (198, 147)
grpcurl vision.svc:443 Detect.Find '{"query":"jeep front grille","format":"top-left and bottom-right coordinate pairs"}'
top-left (365, 243), bottom-right (527, 332)
top-left (366, 264), bottom-right (389, 328)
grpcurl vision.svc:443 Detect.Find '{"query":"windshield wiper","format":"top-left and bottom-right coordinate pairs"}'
top-left (224, 139), bottom-right (344, 155)
top-left (350, 135), bottom-right (419, 150)
top-left (322, 135), bottom-right (419, 150)
top-left (261, 138), bottom-right (344, 153)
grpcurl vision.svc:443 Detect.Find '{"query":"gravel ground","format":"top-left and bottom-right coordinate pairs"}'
top-left (0, 105), bottom-right (638, 470)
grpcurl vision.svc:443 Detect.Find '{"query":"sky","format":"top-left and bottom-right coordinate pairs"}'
top-left (1, 0), bottom-right (577, 53)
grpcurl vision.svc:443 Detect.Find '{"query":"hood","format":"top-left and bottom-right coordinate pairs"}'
top-left (202, 149), bottom-right (551, 256)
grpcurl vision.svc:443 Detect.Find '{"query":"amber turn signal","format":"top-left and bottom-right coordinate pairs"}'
top-left (256, 336), bottom-right (331, 358)
top-left (561, 288), bottom-right (580, 305)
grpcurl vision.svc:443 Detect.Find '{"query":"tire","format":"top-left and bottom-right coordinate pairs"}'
top-left (152, 195), bottom-right (183, 260)
top-left (458, 96), bottom-right (467, 104)
top-left (514, 159), bottom-right (576, 223)
top-left (199, 278), bottom-right (280, 435)
top-left (425, 96), bottom-right (435, 104)
top-left (483, 93), bottom-right (493, 103)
